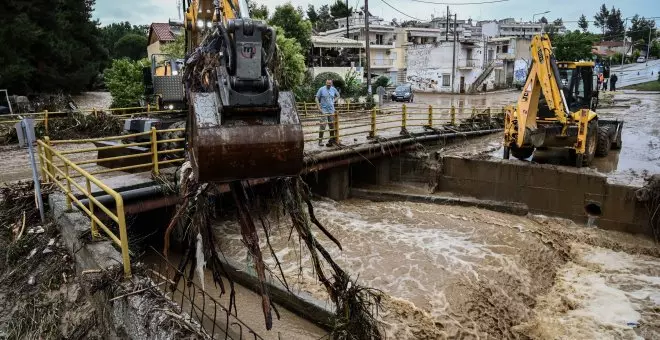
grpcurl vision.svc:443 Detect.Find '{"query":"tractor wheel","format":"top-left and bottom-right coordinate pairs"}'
top-left (158, 120), bottom-right (186, 160)
top-left (595, 125), bottom-right (611, 157)
top-left (511, 146), bottom-right (534, 160)
top-left (576, 120), bottom-right (598, 167)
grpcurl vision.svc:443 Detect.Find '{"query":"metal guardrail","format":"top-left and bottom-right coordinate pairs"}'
top-left (37, 128), bottom-right (186, 277)
top-left (148, 252), bottom-right (265, 339)
top-left (299, 104), bottom-right (505, 145)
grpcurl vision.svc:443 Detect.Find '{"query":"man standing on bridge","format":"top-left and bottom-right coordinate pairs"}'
top-left (316, 79), bottom-right (340, 147)
top-left (610, 73), bottom-right (618, 92)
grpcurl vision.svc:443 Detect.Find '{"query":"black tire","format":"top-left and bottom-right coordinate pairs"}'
top-left (158, 120), bottom-right (186, 160)
top-left (503, 146), bottom-right (510, 159)
top-left (577, 119), bottom-right (598, 167)
top-left (511, 146), bottom-right (534, 160)
top-left (595, 125), bottom-right (611, 157)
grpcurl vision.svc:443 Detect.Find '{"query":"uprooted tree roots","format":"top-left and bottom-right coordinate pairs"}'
top-left (164, 163), bottom-right (383, 339)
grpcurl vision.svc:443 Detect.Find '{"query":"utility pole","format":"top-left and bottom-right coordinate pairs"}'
top-left (365, 0), bottom-right (371, 94)
top-left (445, 6), bottom-right (450, 41)
top-left (646, 26), bottom-right (652, 62)
top-left (346, 0), bottom-right (350, 38)
top-left (621, 18), bottom-right (627, 67)
top-left (451, 14), bottom-right (457, 93)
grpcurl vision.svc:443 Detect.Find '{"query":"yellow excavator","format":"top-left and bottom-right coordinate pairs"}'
top-left (179, 0), bottom-right (303, 182)
top-left (503, 34), bottom-right (623, 167)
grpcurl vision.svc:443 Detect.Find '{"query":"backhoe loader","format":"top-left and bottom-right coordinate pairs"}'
top-left (503, 34), bottom-right (623, 167)
top-left (178, 0), bottom-right (303, 182)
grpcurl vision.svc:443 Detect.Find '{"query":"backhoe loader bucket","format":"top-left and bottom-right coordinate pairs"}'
top-left (189, 91), bottom-right (304, 182)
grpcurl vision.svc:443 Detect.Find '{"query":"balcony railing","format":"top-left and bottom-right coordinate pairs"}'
top-left (458, 59), bottom-right (479, 68)
top-left (371, 59), bottom-right (394, 67)
top-left (497, 53), bottom-right (516, 60)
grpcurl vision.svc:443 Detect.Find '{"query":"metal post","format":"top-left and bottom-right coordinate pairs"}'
top-left (401, 104), bottom-right (407, 135)
top-left (21, 120), bottom-right (45, 223)
top-left (646, 26), bottom-right (652, 63)
top-left (428, 105), bottom-right (433, 127)
top-left (43, 110), bottom-right (49, 135)
top-left (333, 111), bottom-right (340, 144)
top-left (44, 136), bottom-right (54, 180)
top-left (86, 178), bottom-right (99, 240)
top-left (63, 162), bottom-right (72, 211)
top-left (151, 127), bottom-right (159, 175)
top-left (621, 18), bottom-right (627, 67)
top-left (369, 108), bottom-right (377, 138)
top-left (304, 102), bottom-right (308, 116)
top-left (451, 105), bottom-right (456, 126)
top-left (346, 0), bottom-right (350, 38)
top-left (451, 14), bottom-right (457, 93)
top-left (115, 198), bottom-right (132, 277)
top-left (365, 0), bottom-right (371, 95)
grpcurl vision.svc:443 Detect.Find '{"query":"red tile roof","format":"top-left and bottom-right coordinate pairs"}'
top-left (594, 41), bottom-right (624, 47)
top-left (149, 23), bottom-right (175, 43)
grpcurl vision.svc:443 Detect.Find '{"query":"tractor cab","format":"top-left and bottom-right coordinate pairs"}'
top-left (556, 61), bottom-right (598, 112)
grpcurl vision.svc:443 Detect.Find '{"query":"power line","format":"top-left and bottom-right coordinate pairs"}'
top-left (379, 0), bottom-right (426, 21)
top-left (407, 0), bottom-right (508, 5)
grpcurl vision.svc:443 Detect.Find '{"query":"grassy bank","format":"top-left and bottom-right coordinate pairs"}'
top-left (622, 80), bottom-right (660, 91)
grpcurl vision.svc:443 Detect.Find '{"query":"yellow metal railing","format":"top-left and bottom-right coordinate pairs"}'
top-left (300, 104), bottom-right (505, 145)
top-left (38, 127), bottom-right (187, 277)
top-left (38, 139), bottom-right (132, 277)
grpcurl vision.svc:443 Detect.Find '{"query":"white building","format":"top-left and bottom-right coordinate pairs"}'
top-left (480, 18), bottom-right (565, 39)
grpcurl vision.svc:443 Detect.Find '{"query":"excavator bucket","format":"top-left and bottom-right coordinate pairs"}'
top-left (189, 91), bottom-right (304, 182)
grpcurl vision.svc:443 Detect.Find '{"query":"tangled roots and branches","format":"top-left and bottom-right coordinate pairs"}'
top-left (164, 162), bottom-right (383, 338)
top-left (636, 174), bottom-right (660, 242)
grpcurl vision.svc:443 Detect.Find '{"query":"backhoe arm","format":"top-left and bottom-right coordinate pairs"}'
top-left (514, 34), bottom-right (570, 147)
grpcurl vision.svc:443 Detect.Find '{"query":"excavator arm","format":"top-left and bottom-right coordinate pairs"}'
top-left (181, 0), bottom-right (303, 182)
top-left (510, 34), bottom-right (571, 147)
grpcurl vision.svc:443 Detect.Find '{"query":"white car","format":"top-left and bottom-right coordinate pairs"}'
top-left (637, 56), bottom-right (647, 63)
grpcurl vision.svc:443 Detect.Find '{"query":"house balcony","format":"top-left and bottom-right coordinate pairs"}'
top-left (371, 59), bottom-right (394, 68)
top-left (458, 59), bottom-right (479, 69)
top-left (497, 53), bottom-right (516, 60)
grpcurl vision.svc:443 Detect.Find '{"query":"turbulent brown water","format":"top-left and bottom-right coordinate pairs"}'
top-left (209, 198), bottom-right (660, 339)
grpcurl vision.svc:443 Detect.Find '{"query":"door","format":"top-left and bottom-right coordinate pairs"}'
top-left (460, 76), bottom-right (465, 93)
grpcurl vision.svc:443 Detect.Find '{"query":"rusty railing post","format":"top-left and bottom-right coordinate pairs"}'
top-left (151, 127), bottom-right (159, 175)
top-left (369, 108), bottom-right (377, 138)
top-left (37, 142), bottom-right (47, 182)
top-left (43, 110), bottom-right (49, 135)
top-left (303, 102), bottom-right (308, 116)
top-left (86, 178), bottom-right (100, 240)
top-left (428, 105), bottom-right (433, 128)
top-left (44, 136), bottom-right (54, 179)
top-left (400, 104), bottom-right (407, 135)
top-left (451, 105), bottom-right (456, 126)
top-left (63, 162), bottom-right (72, 211)
top-left (333, 111), bottom-right (340, 144)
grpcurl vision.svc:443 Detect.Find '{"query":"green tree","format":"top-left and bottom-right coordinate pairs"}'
top-left (113, 34), bottom-right (148, 61)
top-left (273, 28), bottom-right (306, 90)
top-left (594, 4), bottom-right (609, 35)
top-left (104, 58), bottom-right (145, 107)
top-left (330, 0), bottom-right (352, 19)
top-left (270, 3), bottom-right (313, 52)
top-left (0, 0), bottom-right (106, 94)
top-left (307, 5), bottom-right (319, 24)
top-left (546, 18), bottom-right (564, 38)
top-left (551, 30), bottom-right (597, 61)
top-left (605, 7), bottom-right (624, 41)
top-left (629, 15), bottom-right (656, 47)
top-left (578, 14), bottom-right (589, 32)
top-left (247, 0), bottom-right (269, 20)
top-left (100, 21), bottom-right (147, 59)
top-left (315, 5), bottom-right (337, 32)
top-left (161, 33), bottom-right (185, 59)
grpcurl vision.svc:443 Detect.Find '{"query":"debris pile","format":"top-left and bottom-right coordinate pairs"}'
top-left (164, 163), bottom-right (383, 339)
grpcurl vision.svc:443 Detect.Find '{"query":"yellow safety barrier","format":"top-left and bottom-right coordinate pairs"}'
top-left (37, 140), bottom-right (132, 277)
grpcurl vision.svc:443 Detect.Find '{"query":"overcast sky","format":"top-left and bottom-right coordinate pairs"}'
top-left (93, 0), bottom-right (660, 31)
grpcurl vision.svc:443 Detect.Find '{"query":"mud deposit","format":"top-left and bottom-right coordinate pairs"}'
top-left (212, 199), bottom-right (660, 339)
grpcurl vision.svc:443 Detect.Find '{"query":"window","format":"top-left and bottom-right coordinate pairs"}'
top-left (442, 74), bottom-right (451, 87)
top-left (502, 45), bottom-right (509, 53)
top-left (376, 34), bottom-right (384, 45)
top-left (353, 35), bottom-right (359, 41)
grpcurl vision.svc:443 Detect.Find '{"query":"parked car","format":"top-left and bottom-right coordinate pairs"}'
top-left (391, 84), bottom-right (414, 102)
top-left (637, 56), bottom-right (647, 63)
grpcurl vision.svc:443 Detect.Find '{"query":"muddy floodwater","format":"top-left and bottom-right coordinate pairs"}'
top-left (211, 198), bottom-right (660, 339)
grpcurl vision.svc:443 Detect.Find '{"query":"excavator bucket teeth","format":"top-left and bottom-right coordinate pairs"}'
top-left (189, 91), bottom-right (304, 182)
